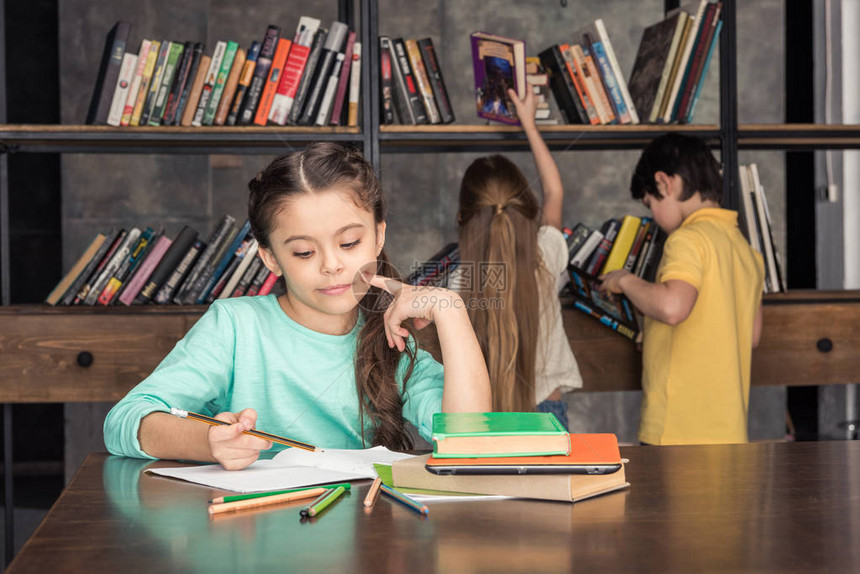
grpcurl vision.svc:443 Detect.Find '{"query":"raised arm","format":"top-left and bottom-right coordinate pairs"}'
top-left (508, 88), bottom-right (564, 230)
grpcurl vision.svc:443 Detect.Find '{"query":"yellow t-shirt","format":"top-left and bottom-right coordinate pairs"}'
top-left (639, 208), bottom-right (764, 445)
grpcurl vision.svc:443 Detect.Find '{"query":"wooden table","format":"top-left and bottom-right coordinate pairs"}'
top-left (8, 440), bottom-right (860, 573)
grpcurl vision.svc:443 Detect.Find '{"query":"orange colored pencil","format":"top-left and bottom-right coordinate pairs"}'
top-left (208, 487), bottom-right (326, 515)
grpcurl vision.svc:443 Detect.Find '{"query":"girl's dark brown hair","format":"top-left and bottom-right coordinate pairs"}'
top-left (248, 142), bottom-right (415, 451)
top-left (457, 154), bottom-right (549, 412)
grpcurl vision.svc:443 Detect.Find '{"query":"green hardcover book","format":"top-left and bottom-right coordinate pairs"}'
top-left (149, 41), bottom-right (185, 125)
top-left (431, 412), bottom-right (570, 458)
top-left (140, 40), bottom-right (171, 125)
top-left (203, 41), bottom-right (238, 125)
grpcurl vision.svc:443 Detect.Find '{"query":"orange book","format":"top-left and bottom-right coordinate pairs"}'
top-left (559, 43), bottom-right (599, 125)
top-left (254, 38), bottom-right (291, 125)
top-left (180, 54), bottom-right (211, 127)
top-left (214, 48), bottom-right (246, 126)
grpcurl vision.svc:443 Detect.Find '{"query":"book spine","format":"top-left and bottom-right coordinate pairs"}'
top-left (570, 230), bottom-right (603, 269)
top-left (572, 300), bottom-right (637, 340)
top-left (106, 53), bottom-right (138, 126)
top-left (214, 47), bottom-right (246, 126)
top-left (538, 46), bottom-right (587, 124)
top-left (130, 40), bottom-right (161, 126)
top-left (594, 18), bottom-right (639, 123)
top-left (239, 260), bottom-right (268, 297)
top-left (86, 21), bottom-right (131, 124)
top-left (570, 44), bottom-right (611, 124)
top-left (174, 43), bottom-right (204, 125)
top-left (174, 215), bottom-right (236, 304)
top-left (149, 42), bottom-right (185, 125)
top-left (162, 41), bottom-right (195, 126)
top-left (180, 55), bottom-right (211, 127)
top-left (59, 230), bottom-right (119, 306)
top-left (683, 15), bottom-right (722, 123)
top-left (298, 21), bottom-right (347, 126)
top-left (288, 28), bottom-right (327, 125)
top-left (84, 228), bottom-right (141, 305)
top-left (136, 225), bottom-right (198, 303)
top-left (346, 42), bottom-right (362, 127)
top-left (623, 219), bottom-right (650, 271)
top-left (98, 227), bottom-right (154, 305)
top-left (119, 235), bottom-right (172, 305)
top-left (268, 43), bottom-right (310, 125)
top-left (559, 44), bottom-right (598, 124)
top-left (239, 26), bottom-right (280, 125)
top-left (140, 41), bottom-right (170, 126)
top-left (585, 220), bottom-right (620, 275)
top-left (392, 38), bottom-right (428, 124)
top-left (226, 42), bottom-right (260, 126)
top-left (328, 31), bottom-right (356, 126)
top-left (585, 34), bottom-right (630, 124)
top-left (254, 38), bottom-right (292, 126)
top-left (154, 240), bottom-right (203, 304)
top-left (219, 241), bottom-right (259, 299)
top-left (71, 230), bottom-right (126, 305)
top-left (125, 41), bottom-right (154, 126)
top-left (196, 221), bottom-right (252, 303)
top-left (256, 271), bottom-right (279, 296)
top-left (45, 233), bottom-right (106, 305)
top-left (314, 53), bottom-right (344, 126)
top-left (417, 38), bottom-right (455, 124)
top-left (379, 37), bottom-right (396, 124)
top-left (405, 39), bottom-right (441, 124)
top-left (204, 41), bottom-right (239, 125)
top-left (192, 41), bottom-right (227, 127)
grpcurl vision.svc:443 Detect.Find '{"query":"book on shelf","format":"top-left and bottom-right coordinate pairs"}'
top-left (327, 30), bottom-right (357, 126)
top-left (218, 240), bottom-right (260, 299)
top-left (379, 36), bottom-right (397, 124)
top-left (174, 214), bottom-right (236, 305)
top-left (431, 412), bottom-right (570, 458)
top-left (122, 40), bottom-right (154, 126)
top-left (136, 225), bottom-right (198, 304)
top-left (213, 46), bottom-right (247, 126)
top-left (204, 40), bottom-right (240, 126)
top-left (129, 40), bottom-right (160, 126)
top-left (405, 242), bottom-right (459, 286)
top-left (97, 226), bottom-right (155, 305)
top-left (678, 3), bottom-right (723, 123)
top-left (83, 228), bottom-right (141, 305)
top-left (417, 38), bottom-right (455, 124)
top-left (623, 218), bottom-right (652, 272)
top-left (405, 38), bottom-right (441, 124)
top-left (660, 0), bottom-right (709, 123)
top-left (567, 264), bottom-right (639, 341)
top-left (390, 37), bottom-right (428, 125)
top-left (86, 21), bottom-right (131, 124)
top-left (297, 20), bottom-right (348, 126)
top-left (238, 25), bottom-right (280, 125)
top-left (59, 230), bottom-right (124, 306)
top-left (632, 222), bottom-right (656, 278)
top-left (139, 40), bottom-right (171, 126)
top-left (179, 54), bottom-right (211, 127)
top-left (637, 226), bottom-right (666, 283)
top-left (578, 21), bottom-right (634, 124)
top-left (287, 27), bottom-right (326, 125)
top-left (240, 260), bottom-right (269, 297)
top-left (149, 41), bottom-right (186, 125)
top-left (226, 41), bottom-right (260, 126)
top-left (627, 11), bottom-right (685, 124)
top-left (268, 17), bottom-right (320, 125)
top-left (254, 37), bottom-right (292, 126)
top-left (161, 41), bottom-right (195, 126)
top-left (559, 43), bottom-right (600, 125)
top-left (206, 234), bottom-right (257, 303)
top-left (196, 220), bottom-right (252, 304)
top-left (45, 233), bottom-right (107, 306)
top-left (191, 40), bottom-right (227, 127)
top-left (470, 31), bottom-right (526, 125)
top-left (71, 229), bottom-right (126, 305)
top-left (314, 52), bottom-right (345, 126)
top-left (570, 43), bottom-right (615, 125)
top-left (738, 164), bottom-right (762, 255)
top-left (584, 218), bottom-right (621, 276)
top-left (111, 229), bottom-right (163, 304)
top-left (569, 228), bottom-right (604, 270)
top-left (539, 44), bottom-right (589, 125)
top-left (106, 52), bottom-right (138, 127)
top-left (257, 270), bottom-right (280, 296)
top-left (155, 239), bottom-right (204, 304)
top-left (119, 234), bottom-right (172, 306)
top-left (563, 223), bottom-right (592, 260)
top-left (748, 163), bottom-right (785, 293)
top-left (655, 12), bottom-right (693, 122)
top-left (600, 214), bottom-right (642, 274)
top-left (392, 453), bottom-right (628, 503)
top-left (526, 57), bottom-right (558, 125)
top-left (346, 41), bottom-right (362, 127)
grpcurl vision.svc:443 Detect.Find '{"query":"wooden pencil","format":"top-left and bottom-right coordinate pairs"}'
top-left (364, 477), bottom-right (382, 508)
top-left (170, 407), bottom-right (316, 452)
top-left (208, 487), bottom-right (326, 515)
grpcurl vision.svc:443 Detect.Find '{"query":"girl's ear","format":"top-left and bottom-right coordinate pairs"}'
top-left (258, 247), bottom-right (283, 277)
top-left (375, 221), bottom-right (386, 256)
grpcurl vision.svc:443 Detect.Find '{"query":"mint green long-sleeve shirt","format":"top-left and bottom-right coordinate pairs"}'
top-left (103, 295), bottom-right (444, 459)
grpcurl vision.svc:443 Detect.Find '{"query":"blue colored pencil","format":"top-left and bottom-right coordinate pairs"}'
top-left (380, 483), bottom-right (429, 516)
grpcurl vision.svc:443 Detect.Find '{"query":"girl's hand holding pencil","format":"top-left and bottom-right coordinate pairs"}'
top-left (206, 408), bottom-right (274, 470)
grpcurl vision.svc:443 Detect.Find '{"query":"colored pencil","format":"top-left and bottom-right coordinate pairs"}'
top-left (170, 407), bottom-right (315, 452)
top-left (208, 487), bottom-right (325, 515)
top-left (380, 483), bottom-right (429, 515)
top-left (210, 483), bottom-right (352, 504)
top-left (300, 486), bottom-right (347, 518)
top-left (364, 477), bottom-right (382, 508)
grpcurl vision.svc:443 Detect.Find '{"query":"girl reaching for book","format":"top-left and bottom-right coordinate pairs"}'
top-left (455, 87), bottom-right (582, 430)
top-left (104, 142), bottom-right (491, 470)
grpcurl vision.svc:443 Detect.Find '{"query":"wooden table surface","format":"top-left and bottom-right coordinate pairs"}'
top-left (8, 441), bottom-right (860, 573)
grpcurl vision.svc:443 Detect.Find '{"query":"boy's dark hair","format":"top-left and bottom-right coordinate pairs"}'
top-left (631, 133), bottom-right (722, 203)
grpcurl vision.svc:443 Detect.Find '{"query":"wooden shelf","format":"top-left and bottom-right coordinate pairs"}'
top-left (2, 290), bottom-right (857, 401)
top-left (739, 123), bottom-right (860, 149)
top-left (0, 124), bottom-right (363, 154)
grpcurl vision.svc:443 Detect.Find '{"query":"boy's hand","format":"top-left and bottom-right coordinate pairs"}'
top-left (208, 408), bottom-right (271, 471)
top-left (508, 88), bottom-right (537, 129)
top-left (600, 269), bottom-right (631, 294)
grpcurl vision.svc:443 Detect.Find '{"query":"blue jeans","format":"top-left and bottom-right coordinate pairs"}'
top-left (537, 399), bottom-right (570, 432)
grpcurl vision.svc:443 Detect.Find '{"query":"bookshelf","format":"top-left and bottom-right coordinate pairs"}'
top-left (0, 0), bottom-right (859, 562)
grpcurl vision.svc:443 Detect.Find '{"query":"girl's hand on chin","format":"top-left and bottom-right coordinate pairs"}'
top-left (360, 271), bottom-right (464, 352)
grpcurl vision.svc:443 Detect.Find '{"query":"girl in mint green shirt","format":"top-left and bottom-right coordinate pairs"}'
top-left (104, 143), bottom-right (491, 469)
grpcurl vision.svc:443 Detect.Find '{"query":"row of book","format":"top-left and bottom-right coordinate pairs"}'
top-left (472, 2), bottom-right (721, 126)
top-left (87, 17), bottom-right (362, 128)
top-left (739, 163), bottom-right (786, 294)
top-left (45, 215), bottom-right (282, 307)
top-left (379, 36), bottom-right (455, 125)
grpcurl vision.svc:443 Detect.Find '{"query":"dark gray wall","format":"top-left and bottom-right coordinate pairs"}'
top-left (59, 0), bottom-right (787, 476)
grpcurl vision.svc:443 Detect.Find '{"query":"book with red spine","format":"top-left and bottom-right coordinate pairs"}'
top-left (254, 38), bottom-right (292, 125)
top-left (268, 17), bottom-right (320, 125)
top-left (327, 30), bottom-right (356, 126)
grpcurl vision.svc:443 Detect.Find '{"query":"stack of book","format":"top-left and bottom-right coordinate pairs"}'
top-left (565, 216), bottom-right (666, 283)
top-left (390, 412), bottom-right (629, 503)
top-left (87, 17), bottom-right (363, 128)
top-left (379, 36), bottom-right (455, 125)
top-left (44, 215), bottom-right (280, 306)
top-left (405, 242), bottom-right (461, 288)
top-left (738, 163), bottom-right (786, 294)
top-left (626, 0), bottom-right (723, 124)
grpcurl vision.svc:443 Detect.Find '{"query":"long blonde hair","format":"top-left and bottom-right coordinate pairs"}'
top-left (457, 155), bottom-right (552, 412)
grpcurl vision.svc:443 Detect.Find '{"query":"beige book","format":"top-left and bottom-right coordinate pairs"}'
top-left (129, 40), bottom-right (161, 126)
top-left (180, 54), bottom-right (211, 127)
top-left (214, 48), bottom-right (246, 126)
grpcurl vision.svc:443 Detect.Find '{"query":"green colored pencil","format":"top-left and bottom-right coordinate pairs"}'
top-left (210, 483), bottom-right (352, 504)
top-left (300, 486), bottom-right (347, 518)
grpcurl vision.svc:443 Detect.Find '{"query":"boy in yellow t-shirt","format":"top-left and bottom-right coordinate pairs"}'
top-left (601, 134), bottom-right (765, 445)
